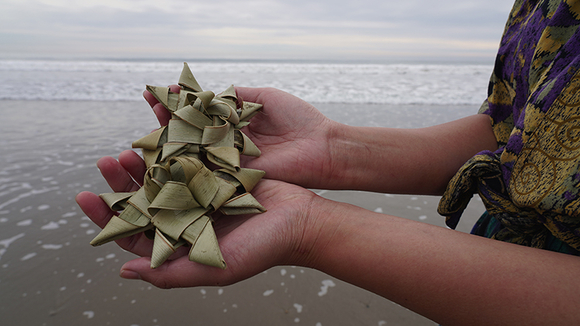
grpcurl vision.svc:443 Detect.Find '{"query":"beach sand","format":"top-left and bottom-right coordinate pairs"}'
top-left (0, 100), bottom-right (484, 326)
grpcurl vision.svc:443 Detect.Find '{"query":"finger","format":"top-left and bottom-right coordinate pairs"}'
top-left (119, 255), bottom-right (239, 288)
top-left (144, 85), bottom-right (180, 126)
top-left (97, 156), bottom-right (140, 193)
top-left (143, 89), bottom-right (158, 108)
top-left (143, 85), bottom-right (181, 104)
top-left (152, 103), bottom-right (171, 126)
top-left (76, 191), bottom-right (157, 257)
top-left (76, 191), bottom-right (150, 257)
top-left (75, 191), bottom-right (115, 229)
top-left (168, 84), bottom-right (181, 93)
top-left (143, 84), bottom-right (182, 105)
top-left (235, 86), bottom-right (264, 104)
top-left (118, 150), bottom-right (147, 186)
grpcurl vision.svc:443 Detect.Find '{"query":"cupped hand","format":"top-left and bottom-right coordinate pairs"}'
top-left (235, 87), bottom-right (340, 189)
top-left (76, 150), bottom-right (325, 289)
top-left (143, 86), bottom-right (341, 189)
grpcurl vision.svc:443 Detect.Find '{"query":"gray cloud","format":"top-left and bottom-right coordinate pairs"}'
top-left (0, 0), bottom-right (514, 62)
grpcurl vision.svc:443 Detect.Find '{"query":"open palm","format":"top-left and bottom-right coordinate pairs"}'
top-left (76, 150), bottom-right (323, 288)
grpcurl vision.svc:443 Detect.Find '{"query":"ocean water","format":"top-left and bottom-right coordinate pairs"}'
top-left (0, 59), bottom-right (493, 105)
top-left (0, 59), bottom-right (489, 325)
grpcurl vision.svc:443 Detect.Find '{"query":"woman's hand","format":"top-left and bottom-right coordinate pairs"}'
top-left (75, 150), bottom-right (326, 288)
top-left (234, 87), bottom-right (340, 189)
top-left (144, 86), bottom-right (341, 189)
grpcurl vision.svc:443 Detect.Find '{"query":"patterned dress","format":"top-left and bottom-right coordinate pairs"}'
top-left (438, 0), bottom-right (580, 255)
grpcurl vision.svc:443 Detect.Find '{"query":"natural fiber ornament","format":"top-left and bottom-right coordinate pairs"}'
top-left (90, 63), bottom-right (266, 269)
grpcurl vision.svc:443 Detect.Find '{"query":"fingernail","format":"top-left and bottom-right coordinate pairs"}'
top-left (120, 269), bottom-right (141, 280)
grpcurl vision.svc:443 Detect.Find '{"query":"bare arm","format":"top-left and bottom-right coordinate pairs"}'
top-left (90, 177), bottom-right (580, 326)
top-left (326, 114), bottom-right (497, 195)
top-left (295, 197), bottom-right (580, 326)
top-left (235, 87), bottom-right (497, 195)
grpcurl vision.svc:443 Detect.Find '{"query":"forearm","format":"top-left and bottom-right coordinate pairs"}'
top-left (325, 114), bottom-right (497, 195)
top-left (296, 199), bottom-right (580, 325)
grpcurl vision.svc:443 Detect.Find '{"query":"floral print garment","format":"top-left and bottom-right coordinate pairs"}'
top-left (438, 0), bottom-right (580, 252)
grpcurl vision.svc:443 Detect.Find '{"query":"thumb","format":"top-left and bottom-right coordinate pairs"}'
top-left (119, 256), bottom-right (235, 289)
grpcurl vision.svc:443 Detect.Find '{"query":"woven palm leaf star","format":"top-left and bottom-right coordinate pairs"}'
top-left (90, 63), bottom-right (266, 269)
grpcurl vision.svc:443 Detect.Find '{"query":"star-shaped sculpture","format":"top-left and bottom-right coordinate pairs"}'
top-left (90, 63), bottom-right (266, 269)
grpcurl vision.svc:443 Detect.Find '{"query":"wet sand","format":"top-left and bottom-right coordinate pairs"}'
top-left (0, 100), bottom-right (484, 325)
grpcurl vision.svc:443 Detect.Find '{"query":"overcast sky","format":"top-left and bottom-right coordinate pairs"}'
top-left (1, 0), bottom-right (514, 63)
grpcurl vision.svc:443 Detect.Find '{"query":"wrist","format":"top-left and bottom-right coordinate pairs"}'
top-left (293, 119), bottom-right (350, 190)
top-left (324, 123), bottom-right (363, 189)
top-left (326, 123), bottom-right (393, 191)
top-left (286, 193), bottom-right (351, 268)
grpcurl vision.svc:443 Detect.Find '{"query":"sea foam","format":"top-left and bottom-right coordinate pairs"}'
top-left (0, 59), bottom-right (492, 105)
